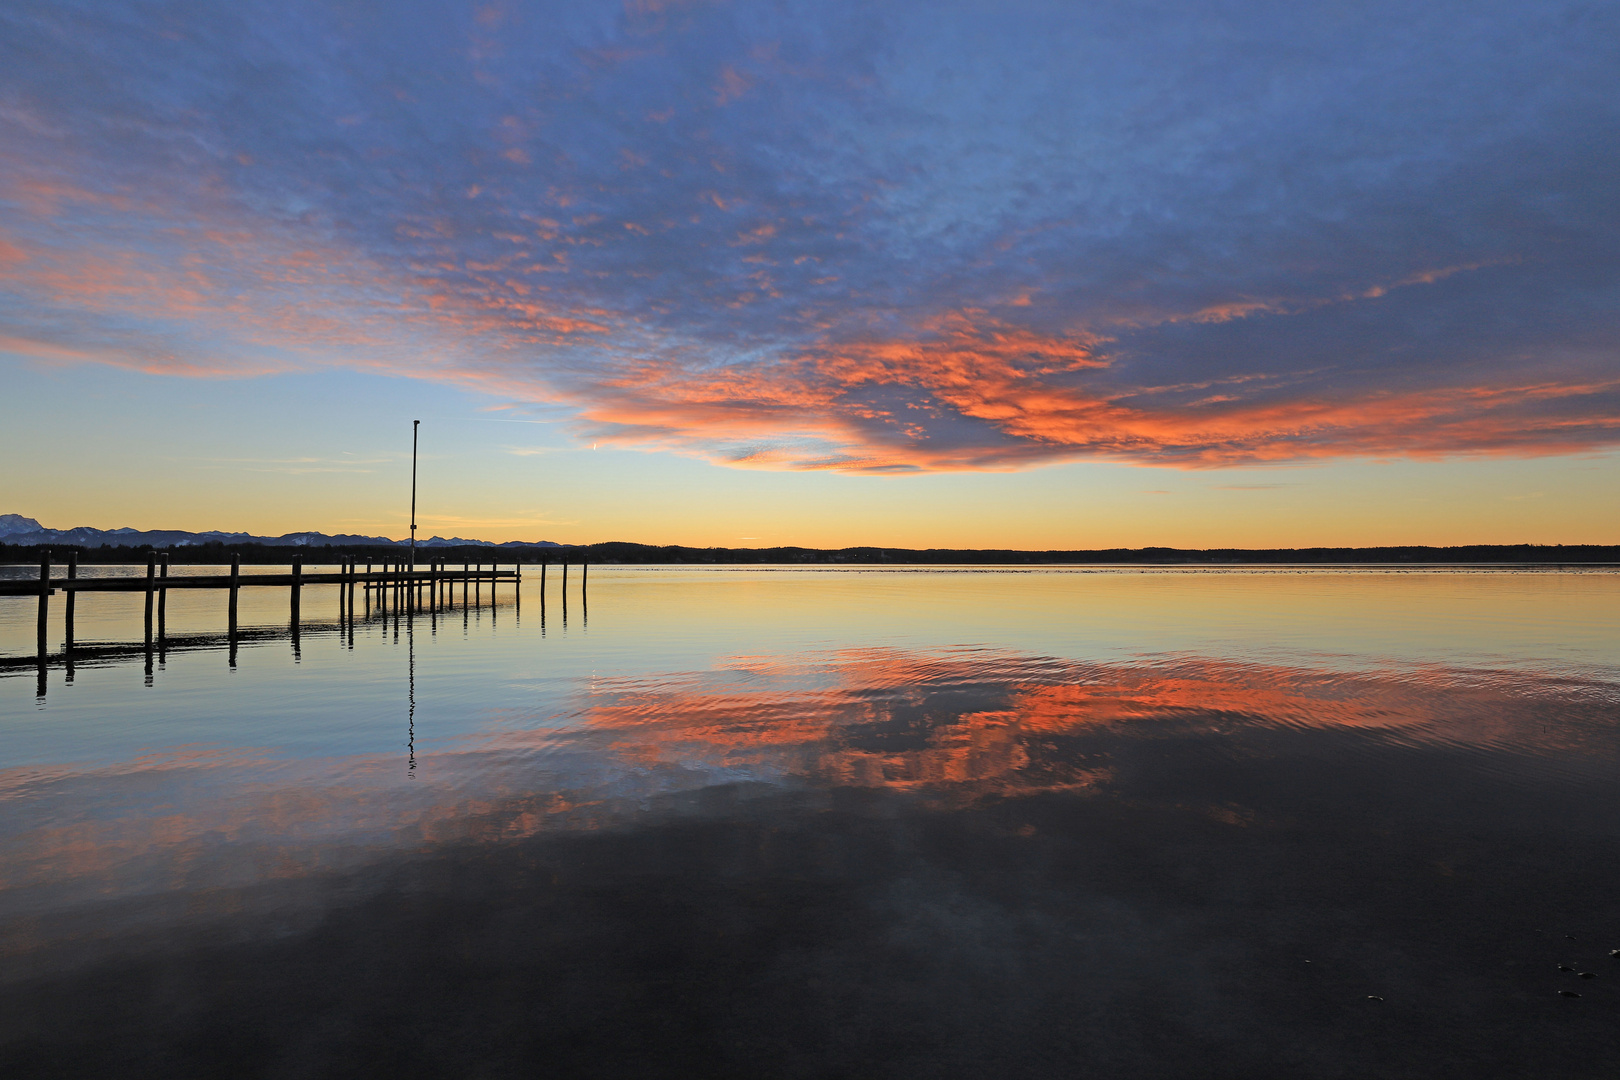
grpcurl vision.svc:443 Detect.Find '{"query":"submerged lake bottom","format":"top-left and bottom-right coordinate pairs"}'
top-left (1, 566), bottom-right (1618, 1078)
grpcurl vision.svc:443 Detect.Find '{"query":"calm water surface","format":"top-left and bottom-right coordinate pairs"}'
top-left (1, 566), bottom-right (1618, 1078)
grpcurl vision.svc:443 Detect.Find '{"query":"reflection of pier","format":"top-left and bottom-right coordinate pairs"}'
top-left (5, 550), bottom-right (588, 696)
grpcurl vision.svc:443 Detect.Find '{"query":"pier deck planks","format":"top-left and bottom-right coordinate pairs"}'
top-left (0, 569), bottom-right (520, 596)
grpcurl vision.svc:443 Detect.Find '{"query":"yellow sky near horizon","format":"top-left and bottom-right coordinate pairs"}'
top-left (4, 358), bottom-right (1615, 551)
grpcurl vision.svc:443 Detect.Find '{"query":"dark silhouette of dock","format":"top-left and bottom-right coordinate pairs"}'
top-left (4, 550), bottom-right (588, 696)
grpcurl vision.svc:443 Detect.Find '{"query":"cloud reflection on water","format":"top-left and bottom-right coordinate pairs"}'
top-left (562, 647), bottom-right (1620, 786)
top-left (4, 645), bottom-right (1617, 946)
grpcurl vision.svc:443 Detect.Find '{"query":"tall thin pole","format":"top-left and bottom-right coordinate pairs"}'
top-left (410, 419), bottom-right (420, 570)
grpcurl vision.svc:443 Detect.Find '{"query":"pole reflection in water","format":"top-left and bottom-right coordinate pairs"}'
top-left (406, 611), bottom-right (417, 778)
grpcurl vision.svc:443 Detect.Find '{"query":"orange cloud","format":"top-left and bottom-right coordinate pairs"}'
top-left (565, 310), bottom-right (1620, 471)
top-left (0, 176), bottom-right (609, 386)
top-left (3, 161), bottom-right (1611, 473)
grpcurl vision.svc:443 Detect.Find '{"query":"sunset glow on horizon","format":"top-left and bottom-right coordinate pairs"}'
top-left (3, 1), bottom-right (1617, 547)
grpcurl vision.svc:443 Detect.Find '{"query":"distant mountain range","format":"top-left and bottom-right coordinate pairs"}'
top-left (0, 514), bottom-right (562, 550)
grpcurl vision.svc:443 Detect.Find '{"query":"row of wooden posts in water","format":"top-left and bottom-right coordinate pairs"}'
top-left (10, 550), bottom-right (587, 668)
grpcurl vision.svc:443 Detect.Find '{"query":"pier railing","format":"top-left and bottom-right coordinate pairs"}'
top-left (3, 551), bottom-right (590, 688)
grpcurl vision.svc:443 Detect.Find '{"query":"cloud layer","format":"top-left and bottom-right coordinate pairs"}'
top-left (2, 0), bottom-right (1617, 470)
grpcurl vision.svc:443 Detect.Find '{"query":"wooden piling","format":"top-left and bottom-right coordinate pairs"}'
top-left (144, 553), bottom-right (156, 650)
top-left (291, 555), bottom-right (302, 623)
top-left (289, 556), bottom-right (303, 659)
top-left (158, 552), bottom-right (169, 646)
top-left (36, 551), bottom-right (50, 667)
top-left (65, 552), bottom-right (77, 654)
top-left (228, 553), bottom-right (240, 637)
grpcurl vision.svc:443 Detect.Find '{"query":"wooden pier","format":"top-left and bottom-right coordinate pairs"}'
top-left (0, 557), bottom-right (527, 596)
top-left (5, 551), bottom-right (587, 693)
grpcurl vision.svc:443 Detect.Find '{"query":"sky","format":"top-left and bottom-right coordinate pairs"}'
top-left (2, 0), bottom-right (1617, 548)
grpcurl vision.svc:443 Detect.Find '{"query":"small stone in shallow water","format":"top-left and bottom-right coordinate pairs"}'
top-left (1566, 934), bottom-right (1579, 940)
top-left (1609, 949), bottom-right (1620, 959)
top-left (1579, 972), bottom-right (1597, 979)
top-left (1558, 965), bottom-right (1576, 972)
top-left (1559, 990), bottom-right (1582, 998)
top-left (1366, 995), bottom-right (1384, 1002)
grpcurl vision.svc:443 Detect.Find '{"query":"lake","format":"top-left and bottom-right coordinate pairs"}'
top-left (2, 565), bottom-right (1618, 1078)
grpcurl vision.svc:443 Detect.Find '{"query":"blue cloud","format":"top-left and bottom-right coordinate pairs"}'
top-left (2, 0), bottom-right (1617, 467)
